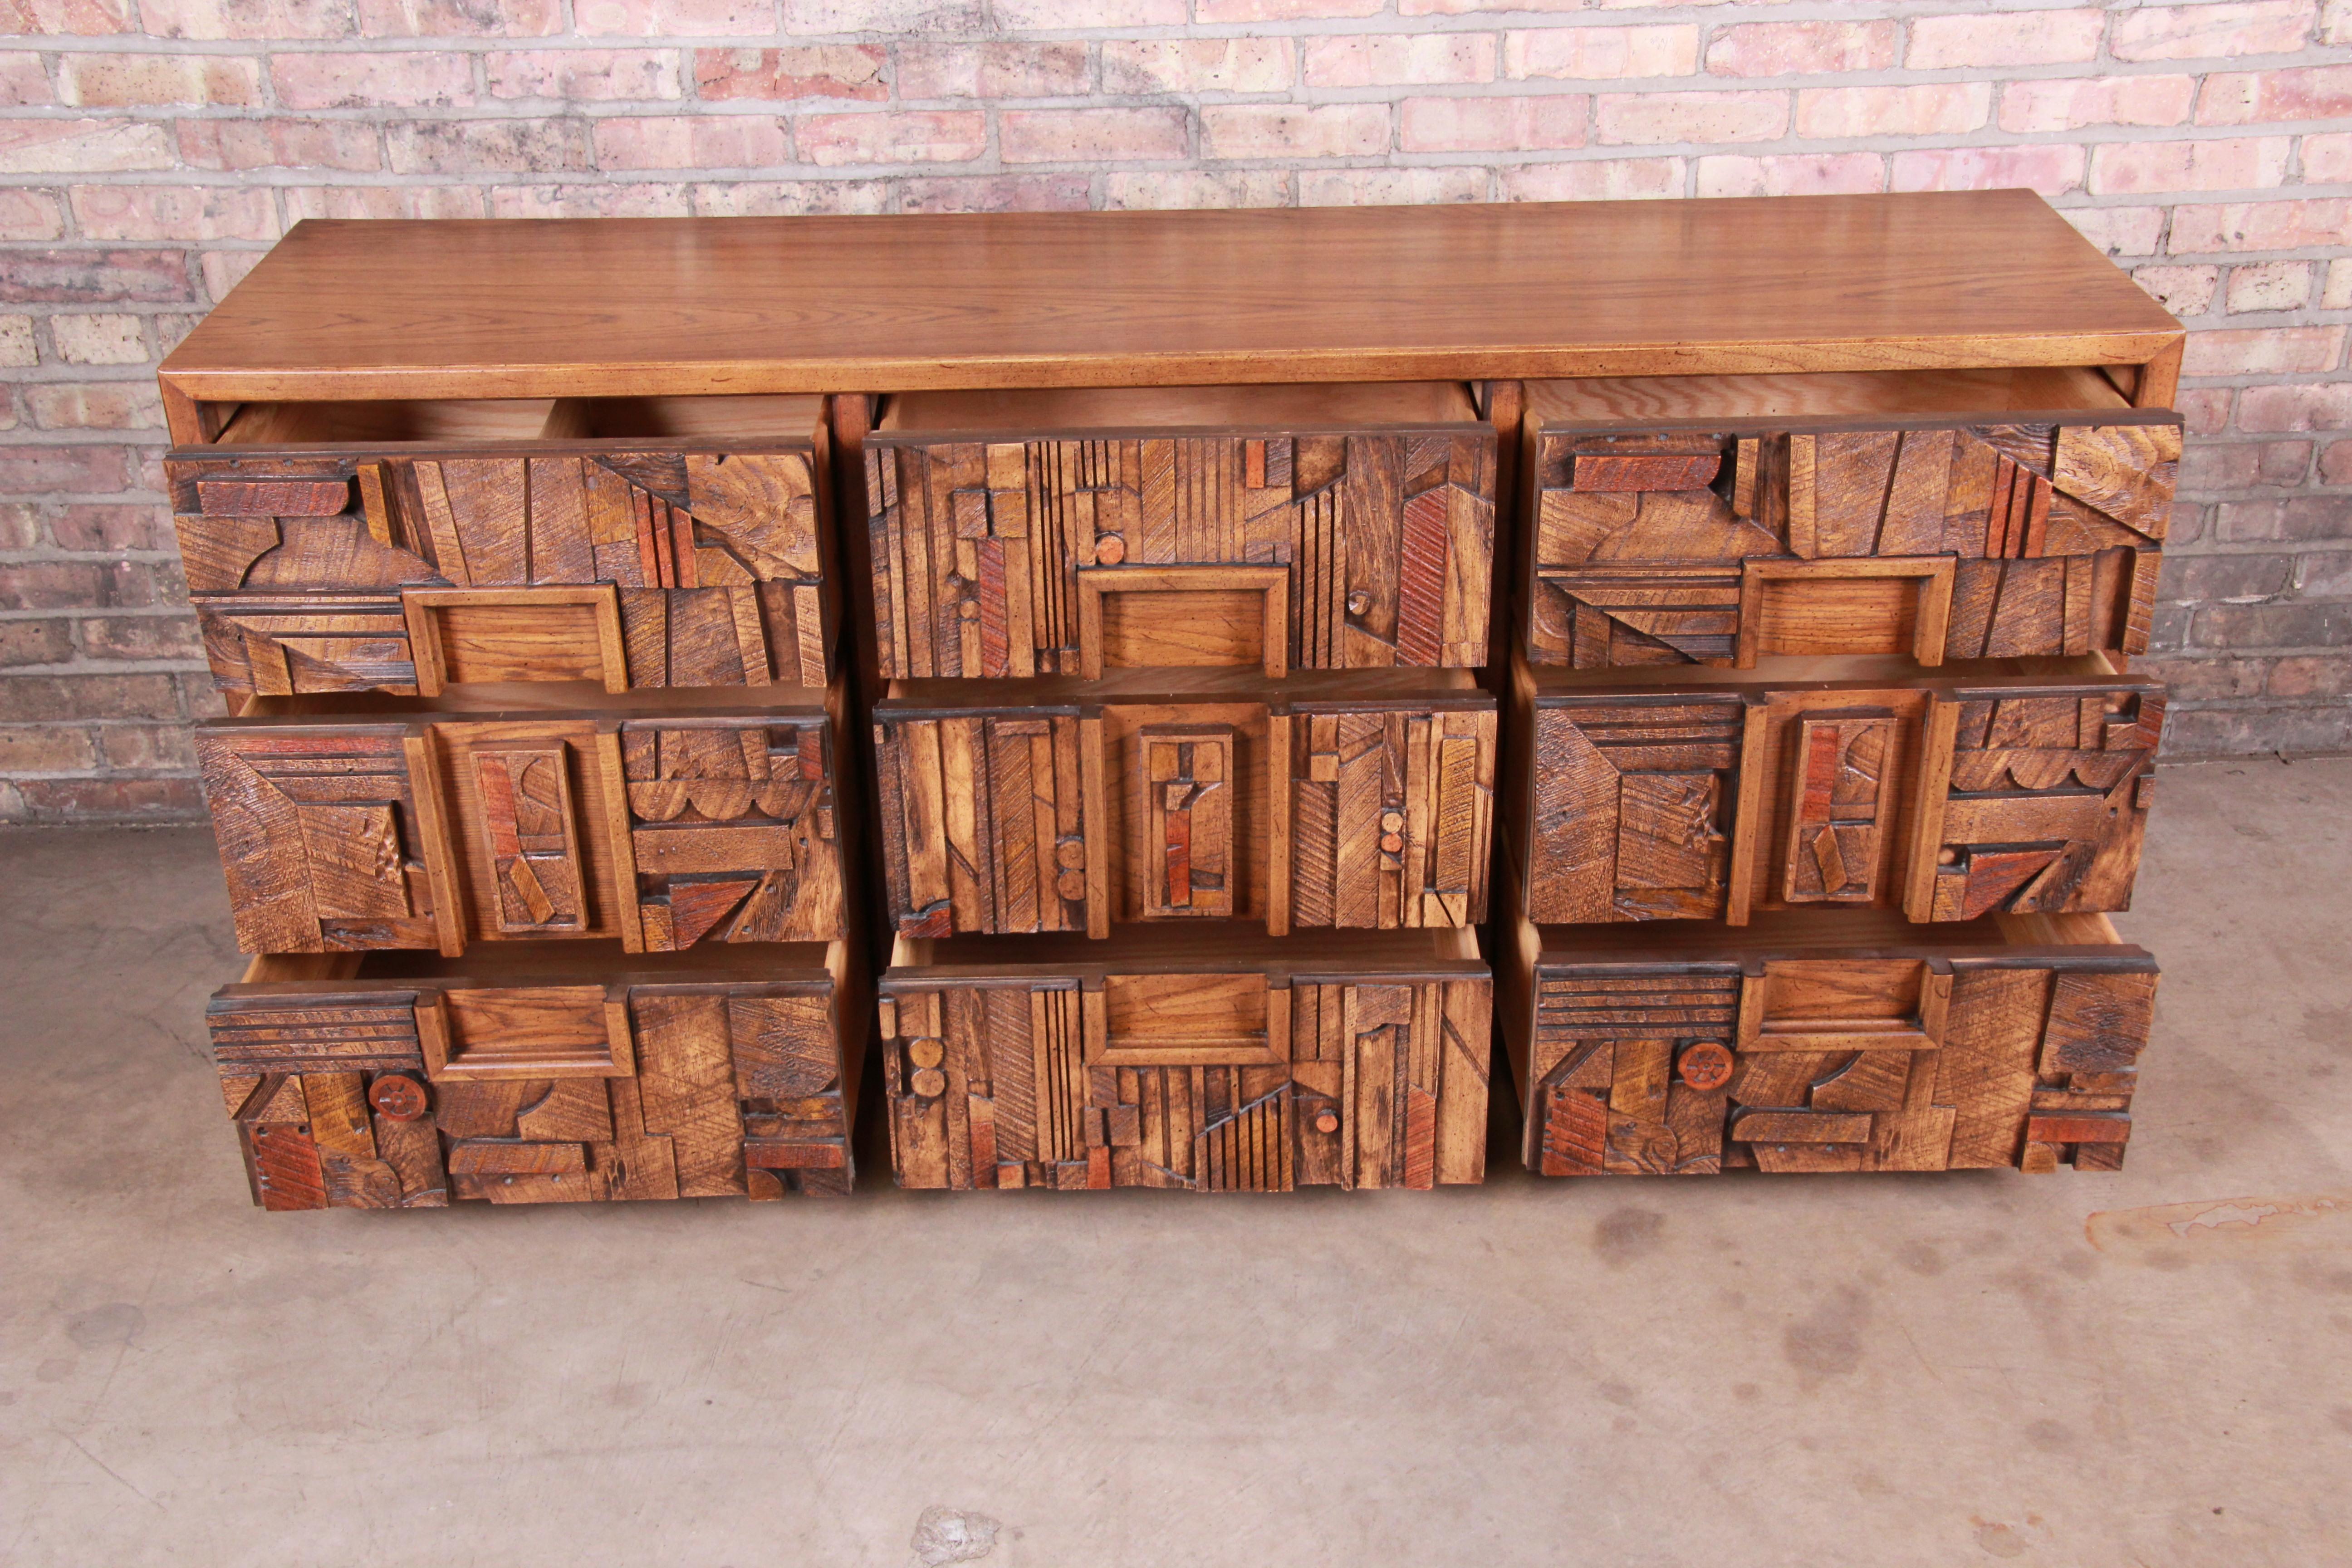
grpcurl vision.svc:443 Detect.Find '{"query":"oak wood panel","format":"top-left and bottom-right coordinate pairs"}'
top-left (160, 196), bottom-right (2182, 412)
top-left (207, 940), bottom-right (857, 1207)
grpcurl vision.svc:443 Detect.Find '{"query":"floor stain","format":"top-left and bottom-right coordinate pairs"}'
top-left (64, 1303), bottom-right (143, 1350)
top-left (2086, 1192), bottom-right (2351, 1263)
top-left (1782, 1286), bottom-right (1869, 1387)
top-left (911, 1506), bottom-right (1001, 1567)
top-left (1592, 1206), bottom-right (1665, 1266)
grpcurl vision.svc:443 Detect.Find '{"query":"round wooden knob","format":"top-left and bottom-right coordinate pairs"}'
top-left (1055, 840), bottom-right (1086, 870)
top-left (959, 599), bottom-right (980, 621)
top-left (1346, 588), bottom-right (1371, 616)
top-left (368, 1074), bottom-right (427, 1122)
top-left (1314, 1109), bottom-right (1340, 1134)
top-left (1677, 1042), bottom-right (1735, 1092)
top-left (1937, 847), bottom-right (1958, 865)
top-left (907, 1036), bottom-right (946, 1070)
top-left (910, 1067), bottom-right (947, 1098)
top-left (1380, 810), bottom-right (1404, 832)
top-left (1095, 533), bottom-right (1126, 564)
top-left (1379, 833), bottom-right (1404, 854)
top-left (1055, 868), bottom-right (1087, 902)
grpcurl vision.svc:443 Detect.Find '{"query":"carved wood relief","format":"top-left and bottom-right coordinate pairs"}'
top-left (1527, 415), bottom-right (2176, 669)
top-left (209, 974), bottom-right (851, 1208)
top-left (866, 427), bottom-right (1494, 677)
top-left (199, 708), bottom-right (842, 956)
top-left (874, 696), bottom-right (1493, 939)
top-left (1524, 949), bottom-right (2155, 1176)
top-left (169, 444), bottom-right (828, 693)
top-left (880, 971), bottom-right (1490, 1191)
top-left (1520, 677), bottom-right (2161, 926)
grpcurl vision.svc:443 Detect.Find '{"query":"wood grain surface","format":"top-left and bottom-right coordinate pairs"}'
top-left (160, 195), bottom-right (2181, 404)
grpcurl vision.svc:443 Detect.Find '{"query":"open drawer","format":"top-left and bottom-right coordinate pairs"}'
top-left (1497, 888), bottom-right (2158, 1178)
top-left (1521, 368), bottom-right (2177, 670)
top-left (209, 938), bottom-right (862, 1209)
top-left (1506, 652), bottom-right (2163, 925)
top-left (167, 394), bottom-right (835, 696)
top-left (863, 382), bottom-right (1497, 679)
top-left (880, 924), bottom-right (1490, 1192)
top-left (873, 667), bottom-right (1494, 939)
top-left (197, 677), bottom-right (849, 956)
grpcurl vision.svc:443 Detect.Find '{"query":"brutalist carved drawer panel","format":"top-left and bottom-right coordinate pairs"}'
top-left (873, 676), bottom-right (1494, 940)
top-left (1524, 385), bottom-right (2178, 671)
top-left (167, 395), bottom-right (835, 697)
top-left (197, 686), bottom-right (847, 956)
top-left (208, 944), bottom-right (858, 1209)
top-left (1513, 665), bottom-right (2163, 925)
top-left (864, 383), bottom-right (1496, 679)
top-left (1500, 911), bottom-right (2156, 1178)
top-left (880, 929), bottom-right (1489, 1192)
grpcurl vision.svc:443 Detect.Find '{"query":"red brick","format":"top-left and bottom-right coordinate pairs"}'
top-left (98, 723), bottom-right (196, 770)
top-left (0, 726), bottom-right (99, 773)
top-left (0, 52), bottom-right (47, 106)
top-left (138, 0), bottom-right (355, 39)
top-left (2136, 657), bottom-right (2272, 699)
top-left (1102, 39), bottom-right (1291, 94)
top-left (178, 116), bottom-right (382, 172)
top-left (355, 0), bottom-right (562, 35)
top-left (487, 49), bottom-right (682, 101)
top-left (690, 179), bottom-right (887, 214)
top-left (1596, 90), bottom-right (1784, 146)
top-left (2268, 656), bottom-right (2352, 698)
top-left (2135, 264), bottom-right (2220, 316)
top-left (1195, 0), bottom-right (1381, 19)
top-left (0, 117), bottom-right (173, 172)
top-left (2178, 387), bottom-right (2233, 436)
top-left (2184, 327), bottom-right (2344, 377)
top-left (0, 672), bottom-right (180, 722)
top-left (797, 111), bottom-right (984, 166)
top-left (79, 614), bottom-right (203, 661)
top-left (0, 248), bottom-right (190, 304)
top-left (898, 41), bottom-right (1087, 99)
top-left (15, 777), bottom-right (208, 820)
top-left (1907, 9), bottom-right (2104, 68)
top-left (0, 0), bottom-right (136, 31)
top-left (2303, 133), bottom-right (2352, 183)
top-left (593, 115), bottom-right (789, 169)
top-left (1299, 167), bottom-right (1486, 206)
top-left (2170, 198), bottom-right (2352, 252)
top-left (2073, 208), bottom-right (2169, 260)
top-left (696, 45), bottom-right (886, 102)
top-left (2323, 440), bottom-right (2352, 484)
top-left (201, 249), bottom-right (265, 302)
top-left (58, 52), bottom-right (261, 106)
top-left (1504, 25), bottom-right (1695, 80)
top-left (0, 446), bottom-right (129, 494)
top-left (992, 0), bottom-right (1177, 20)
top-left (0, 188), bottom-right (65, 241)
top-left (43, 503), bottom-right (170, 551)
top-left (896, 174), bottom-right (1091, 214)
top-left (0, 621), bottom-right (72, 667)
top-left (1706, 20), bottom-right (1895, 77)
top-left (2198, 64), bottom-right (2352, 123)
top-left (1999, 75), bottom-right (2196, 132)
top-left (2239, 382), bottom-right (2352, 431)
top-left (1307, 33), bottom-right (1495, 87)
top-left (1105, 170), bottom-right (1293, 210)
top-left (1889, 144), bottom-right (2086, 196)
top-left (69, 184), bottom-right (279, 242)
top-left (283, 185), bottom-right (485, 220)
top-left (1203, 103), bottom-right (1390, 160)
top-left (26, 381), bottom-right (162, 431)
top-left (1796, 83), bottom-right (1990, 138)
top-left (782, 0), bottom-right (979, 27)
top-left (2088, 137), bottom-right (2290, 195)
top-left (576, 0), bottom-right (778, 33)
top-left (2227, 260), bottom-right (2314, 312)
top-left (1399, 95), bottom-right (1581, 153)
top-left (386, 118), bottom-right (591, 174)
top-left (2261, 441), bottom-right (2316, 485)
top-left (2112, 1), bottom-right (2315, 62)
top-left (1696, 153), bottom-right (1884, 200)
top-left (1001, 108), bottom-right (1188, 164)
top-left (270, 51), bottom-right (473, 110)
top-left (1500, 158), bottom-right (1685, 201)
top-left (490, 183), bottom-right (692, 217)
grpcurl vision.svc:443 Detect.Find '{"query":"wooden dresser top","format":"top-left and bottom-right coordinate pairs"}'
top-left (161, 191), bottom-right (2180, 403)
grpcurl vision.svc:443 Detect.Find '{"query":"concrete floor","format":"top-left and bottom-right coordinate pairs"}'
top-left (1, 760), bottom-right (2347, 1567)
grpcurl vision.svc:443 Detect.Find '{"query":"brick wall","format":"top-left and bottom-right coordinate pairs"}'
top-left (2, 0), bottom-right (2348, 819)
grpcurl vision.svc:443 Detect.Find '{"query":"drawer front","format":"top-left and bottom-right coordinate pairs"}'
top-left (1525, 951), bottom-right (2155, 1176)
top-left (200, 709), bottom-right (843, 955)
top-left (866, 426), bottom-right (1494, 678)
top-left (880, 970), bottom-right (1489, 1191)
top-left (1528, 415), bottom-right (2176, 669)
top-left (1522, 677), bottom-right (2162, 924)
top-left (208, 974), bottom-right (850, 1207)
top-left (875, 697), bottom-right (1494, 938)
top-left (170, 443), bottom-right (828, 692)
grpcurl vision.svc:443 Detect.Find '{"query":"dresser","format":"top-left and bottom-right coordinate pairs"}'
top-left (157, 193), bottom-right (2184, 1206)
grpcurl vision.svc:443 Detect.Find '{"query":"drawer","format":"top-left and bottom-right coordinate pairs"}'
top-left (1509, 655), bottom-right (2162, 926)
top-left (168, 394), bottom-right (835, 696)
top-left (197, 680), bottom-right (848, 956)
top-left (1497, 903), bottom-right (2157, 1177)
top-left (863, 382), bottom-right (1496, 679)
top-left (1521, 371), bottom-right (2178, 670)
top-left (880, 926), bottom-right (1490, 1192)
top-left (873, 670), bottom-right (1494, 939)
top-left (207, 940), bottom-right (861, 1208)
